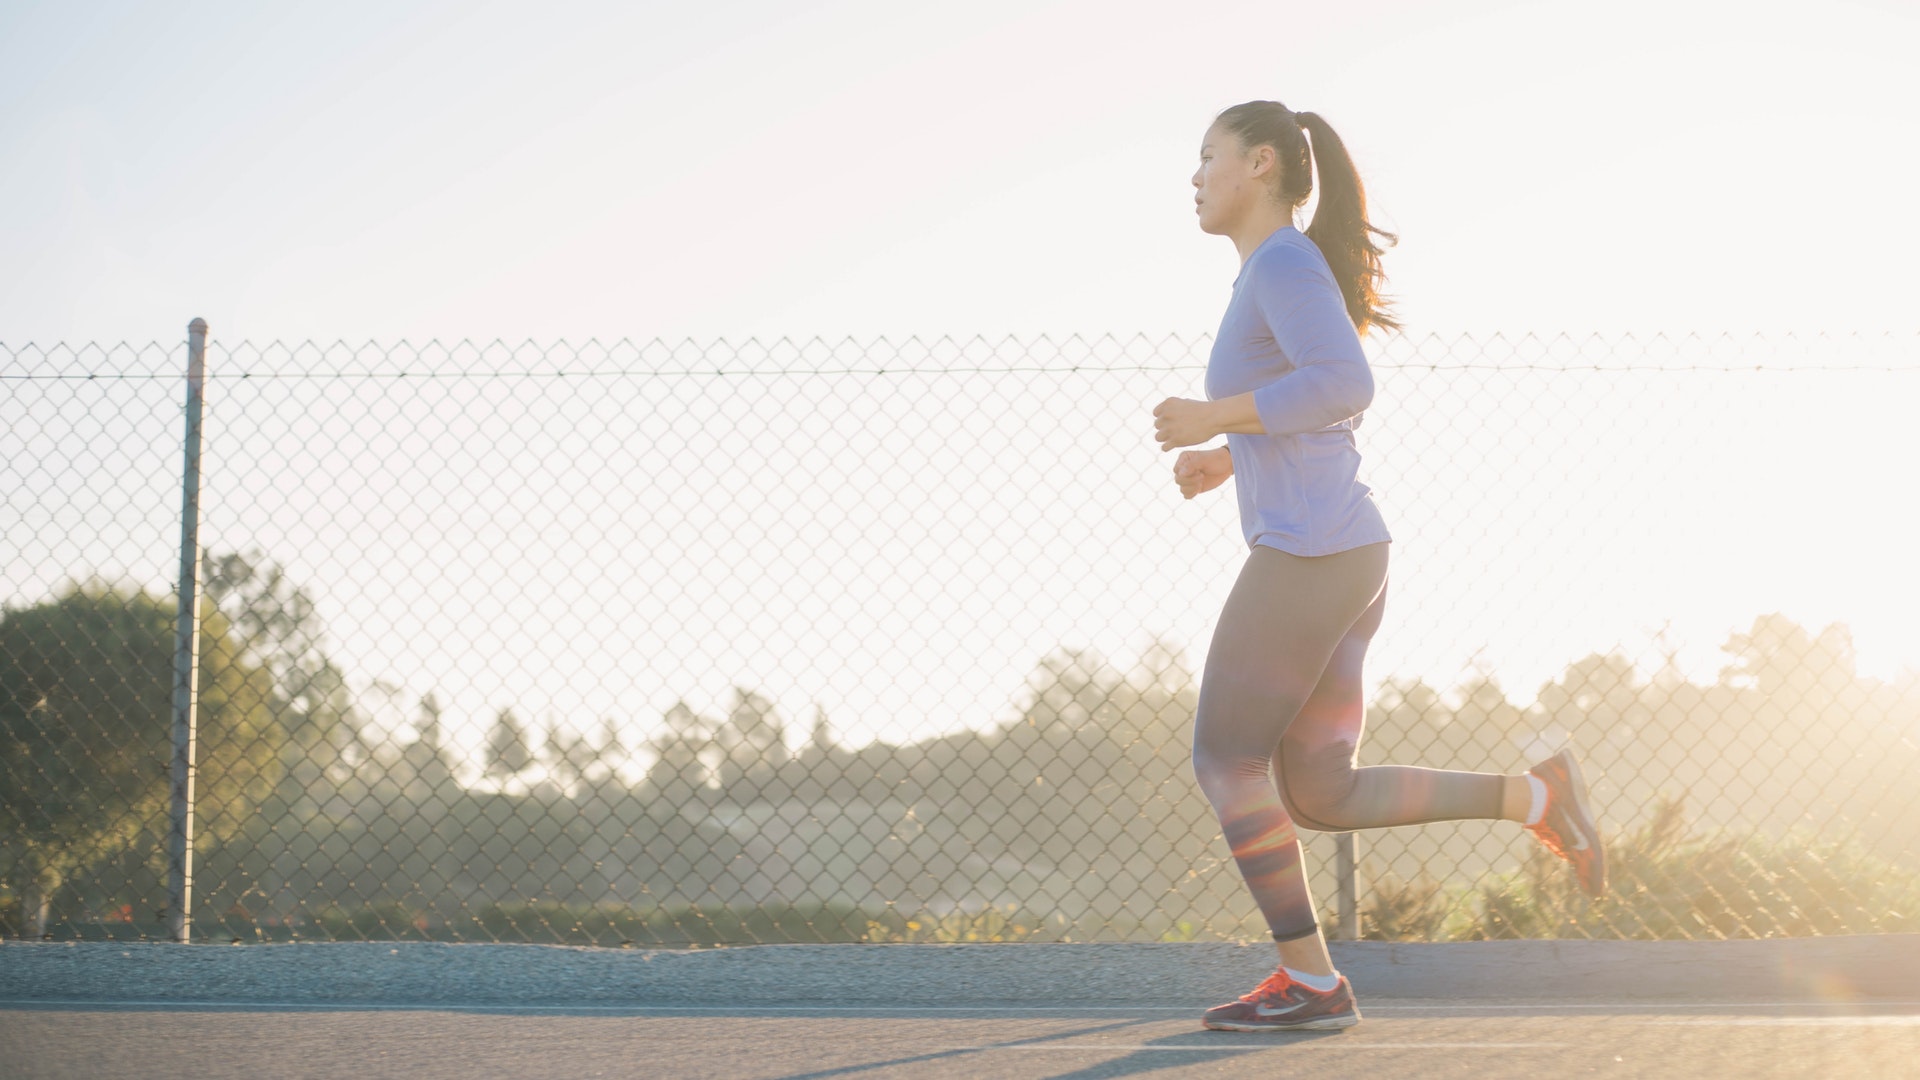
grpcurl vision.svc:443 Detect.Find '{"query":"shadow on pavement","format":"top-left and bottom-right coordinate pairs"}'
top-left (759, 1017), bottom-right (1203, 1080)
top-left (1029, 1027), bottom-right (1344, 1080)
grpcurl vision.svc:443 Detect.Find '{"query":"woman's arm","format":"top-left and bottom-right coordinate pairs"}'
top-left (1156, 250), bottom-right (1375, 450)
top-left (1153, 394), bottom-right (1260, 449)
top-left (1205, 392), bottom-right (1264, 435)
top-left (1172, 446), bottom-right (1233, 499)
top-left (1244, 253), bottom-right (1375, 436)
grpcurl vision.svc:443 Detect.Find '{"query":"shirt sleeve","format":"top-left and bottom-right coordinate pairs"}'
top-left (1245, 244), bottom-right (1374, 435)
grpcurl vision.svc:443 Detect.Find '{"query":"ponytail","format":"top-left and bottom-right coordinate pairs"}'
top-left (1214, 102), bottom-right (1400, 335)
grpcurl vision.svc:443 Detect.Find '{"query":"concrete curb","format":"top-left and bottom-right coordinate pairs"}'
top-left (2, 937), bottom-right (1916, 1007)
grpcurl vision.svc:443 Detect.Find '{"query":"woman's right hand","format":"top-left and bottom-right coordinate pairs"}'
top-left (1173, 447), bottom-right (1233, 500)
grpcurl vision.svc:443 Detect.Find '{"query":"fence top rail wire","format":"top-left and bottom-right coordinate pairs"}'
top-left (3, 329), bottom-right (1916, 380)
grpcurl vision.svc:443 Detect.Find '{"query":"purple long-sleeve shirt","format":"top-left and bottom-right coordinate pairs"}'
top-left (1203, 226), bottom-right (1392, 556)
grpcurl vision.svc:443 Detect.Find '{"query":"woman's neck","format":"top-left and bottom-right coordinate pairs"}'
top-left (1231, 205), bottom-right (1297, 264)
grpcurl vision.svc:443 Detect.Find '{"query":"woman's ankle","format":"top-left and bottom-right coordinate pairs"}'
top-left (1499, 774), bottom-right (1531, 822)
top-left (1276, 934), bottom-right (1335, 977)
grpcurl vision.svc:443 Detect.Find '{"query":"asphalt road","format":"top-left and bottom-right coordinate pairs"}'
top-left (5, 999), bottom-right (1919, 1080)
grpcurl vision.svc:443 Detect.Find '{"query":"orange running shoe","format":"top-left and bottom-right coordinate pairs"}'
top-left (1202, 968), bottom-right (1362, 1032)
top-left (1526, 747), bottom-right (1607, 897)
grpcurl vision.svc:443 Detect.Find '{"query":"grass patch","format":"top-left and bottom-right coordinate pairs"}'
top-left (1359, 795), bottom-right (1920, 941)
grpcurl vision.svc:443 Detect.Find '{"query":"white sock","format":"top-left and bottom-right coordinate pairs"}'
top-left (1525, 774), bottom-right (1548, 826)
top-left (1285, 967), bottom-right (1341, 993)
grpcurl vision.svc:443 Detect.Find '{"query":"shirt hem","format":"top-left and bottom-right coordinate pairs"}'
top-left (1250, 532), bottom-right (1394, 558)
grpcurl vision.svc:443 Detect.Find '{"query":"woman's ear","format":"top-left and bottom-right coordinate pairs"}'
top-left (1249, 143), bottom-right (1276, 179)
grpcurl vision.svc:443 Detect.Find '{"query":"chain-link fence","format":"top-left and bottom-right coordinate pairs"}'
top-left (4, 329), bottom-right (1917, 945)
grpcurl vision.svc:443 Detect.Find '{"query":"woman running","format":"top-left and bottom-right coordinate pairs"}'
top-left (1152, 100), bottom-right (1606, 1032)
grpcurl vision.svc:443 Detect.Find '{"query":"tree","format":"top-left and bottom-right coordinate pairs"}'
top-left (1535, 652), bottom-right (1641, 752)
top-left (598, 715), bottom-right (625, 778)
top-left (1720, 614), bottom-right (1856, 701)
top-left (201, 551), bottom-right (366, 803)
top-left (1008, 647), bottom-right (1130, 763)
top-left (485, 708), bottom-right (535, 783)
top-left (805, 705), bottom-right (836, 761)
top-left (544, 724), bottom-right (598, 793)
top-left (714, 688), bottom-right (787, 798)
top-left (0, 583), bottom-right (282, 937)
top-left (645, 701), bottom-right (715, 800)
top-left (396, 692), bottom-right (456, 800)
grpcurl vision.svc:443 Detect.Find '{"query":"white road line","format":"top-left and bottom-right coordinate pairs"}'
top-left (0, 1001), bottom-right (1178, 1013)
top-left (1, 999), bottom-right (1915, 1016)
top-left (977, 1043), bottom-right (1573, 1050)
top-left (1363, 1002), bottom-right (1920, 1012)
top-left (1295, 1043), bottom-right (1574, 1049)
top-left (1642, 1016), bottom-right (1920, 1027)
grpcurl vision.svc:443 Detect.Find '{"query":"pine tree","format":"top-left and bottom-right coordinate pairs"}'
top-left (485, 708), bottom-right (534, 782)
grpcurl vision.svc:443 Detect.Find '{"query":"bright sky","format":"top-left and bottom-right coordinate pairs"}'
top-left (5, 0), bottom-right (1919, 759)
top-left (4, 0), bottom-right (1917, 344)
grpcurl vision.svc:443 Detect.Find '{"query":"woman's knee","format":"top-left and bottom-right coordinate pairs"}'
top-left (1275, 786), bottom-right (1332, 832)
top-left (1278, 737), bottom-right (1363, 830)
top-left (1189, 742), bottom-right (1266, 811)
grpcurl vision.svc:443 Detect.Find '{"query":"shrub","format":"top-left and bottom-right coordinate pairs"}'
top-left (1462, 795), bottom-right (1920, 940)
top-left (1359, 874), bottom-right (1449, 941)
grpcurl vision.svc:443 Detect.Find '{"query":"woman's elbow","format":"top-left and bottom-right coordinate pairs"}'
top-left (1338, 364), bottom-right (1374, 419)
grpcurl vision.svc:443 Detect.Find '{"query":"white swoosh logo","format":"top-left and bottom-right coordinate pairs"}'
top-left (1254, 1002), bottom-right (1306, 1017)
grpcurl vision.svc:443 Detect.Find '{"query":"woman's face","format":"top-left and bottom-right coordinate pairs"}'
top-left (1191, 123), bottom-right (1274, 236)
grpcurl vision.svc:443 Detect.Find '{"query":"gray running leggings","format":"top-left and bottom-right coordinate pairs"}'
top-left (1191, 542), bottom-right (1504, 942)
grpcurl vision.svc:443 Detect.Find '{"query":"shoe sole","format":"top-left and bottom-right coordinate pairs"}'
top-left (1550, 748), bottom-right (1607, 897)
top-left (1204, 1012), bottom-right (1362, 1032)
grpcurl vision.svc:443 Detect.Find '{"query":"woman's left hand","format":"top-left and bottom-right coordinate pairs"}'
top-left (1153, 397), bottom-right (1219, 451)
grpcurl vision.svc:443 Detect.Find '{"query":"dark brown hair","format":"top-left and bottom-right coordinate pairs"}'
top-left (1213, 101), bottom-right (1399, 335)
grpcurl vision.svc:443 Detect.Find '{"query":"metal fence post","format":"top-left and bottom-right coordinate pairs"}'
top-left (167, 317), bottom-right (208, 945)
top-left (1334, 832), bottom-right (1359, 941)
